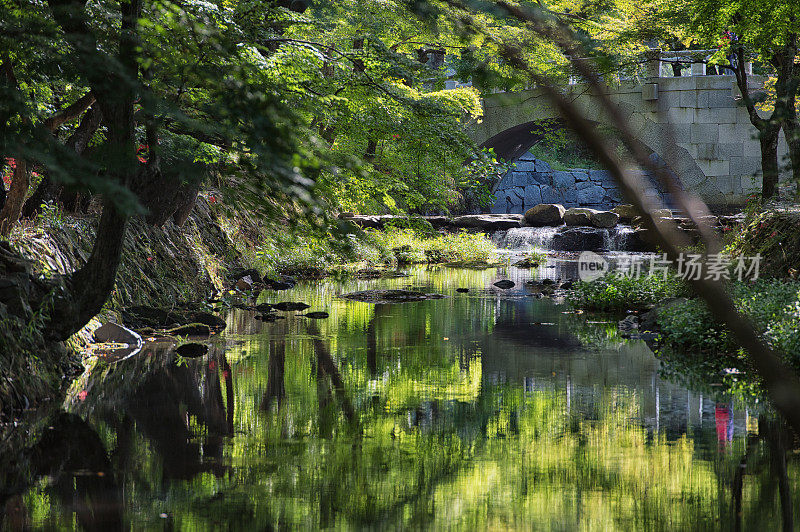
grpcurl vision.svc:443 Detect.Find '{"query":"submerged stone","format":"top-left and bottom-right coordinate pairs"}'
top-left (302, 311), bottom-right (330, 319)
top-left (175, 343), bottom-right (208, 358)
top-left (340, 289), bottom-right (445, 304)
top-left (166, 323), bottom-right (211, 337)
top-left (186, 312), bottom-right (226, 331)
top-left (273, 302), bottom-right (311, 312)
top-left (493, 280), bottom-right (515, 289)
top-left (512, 258), bottom-right (541, 268)
top-left (254, 313), bottom-right (285, 321)
top-left (93, 322), bottom-right (141, 346)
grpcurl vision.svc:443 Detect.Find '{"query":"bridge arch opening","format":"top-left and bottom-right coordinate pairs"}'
top-left (479, 119), bottom-right (679, 213)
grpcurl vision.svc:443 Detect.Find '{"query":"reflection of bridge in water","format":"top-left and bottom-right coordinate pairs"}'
top-left (468, 50), bottom-right (790, 208)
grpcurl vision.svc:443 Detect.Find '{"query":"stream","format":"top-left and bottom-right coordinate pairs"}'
top-left (5, 261), bottom-right (798, 530)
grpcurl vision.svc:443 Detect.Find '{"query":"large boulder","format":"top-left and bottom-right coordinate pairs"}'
top-left (628, 228), bottom-right (654, 251)
top-left (564, 208), bottom-right (596, 226)
top-left (93, 322), bottom-right (141, 345)
top-left (524, 204), bottom-right (565, 226)
top-left (551, 227), bottom-right (607, 251)
top-left (631, 209), bottom-right (674, 227)
top-left (590, 210), bottom-right (620, 228)
top-left (612, 204), bottom-right (638, 222)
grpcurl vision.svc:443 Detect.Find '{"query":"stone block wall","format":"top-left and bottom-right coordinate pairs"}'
top-left (639, 75), bottom-right (788, 202)
top-left (474, 75), bottom-right (791, 208)
top-left (490, 152), bottom-right (670, 214)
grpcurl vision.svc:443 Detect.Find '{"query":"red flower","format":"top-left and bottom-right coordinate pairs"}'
top-left (78, 390), bottom-right (88, 401)
top-left (222, 369), bottom-right (230, 379)
top-left (209, 360), bottom-right (217, 370)
top-left (771, 231), bottom-right (778, 237)
top-left (208, 195), bottom-right (217, 204)
top-left (147, 256), bottom-right (154, 262)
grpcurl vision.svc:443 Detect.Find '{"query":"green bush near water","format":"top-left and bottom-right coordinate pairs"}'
top-left (568, 273), bottom-right (687, 312)
top-left (252, 225), bottom-right (497, 276)
top-left (368, 228), bottom-right (496, 265)
top-left (657, 280), bottom-right (800, 361)
top-left (571, 274), bottom-right (800, 361)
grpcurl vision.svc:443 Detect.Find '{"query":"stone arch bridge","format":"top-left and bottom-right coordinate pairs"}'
top-left (470, 59), bottom-right (789, 211)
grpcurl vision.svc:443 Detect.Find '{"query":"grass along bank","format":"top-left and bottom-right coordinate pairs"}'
top-left (569, 273), bottom-right (800, 396)
top-left (248, 223), bottom-right (501, 278)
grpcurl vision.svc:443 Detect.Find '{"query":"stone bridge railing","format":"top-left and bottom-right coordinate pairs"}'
top-left (445, 49), bottom-right (753, 90)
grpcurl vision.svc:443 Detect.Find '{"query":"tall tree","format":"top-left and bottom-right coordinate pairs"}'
top-left (1, 0), bottom-right (320, 340)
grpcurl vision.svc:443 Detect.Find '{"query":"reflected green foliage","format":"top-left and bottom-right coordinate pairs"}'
top-left (654, 279), bottom-right (800, 397)
top-left (8, 267), bottom-right (800, 530)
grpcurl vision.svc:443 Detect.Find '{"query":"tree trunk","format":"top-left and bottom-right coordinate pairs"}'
top-left (47, 201), bottom-right (129, 340)
top-left (0, 159), bottom-right (30, 236)
top-left (352, 37), bottom-right (365, 72)
top-left (785, 119), bottom-right (800, 198)
top-left (364, 139), bottom-right (377, 161)
top-left (45, 0), bottom-right (144, 341)
top-left (782, 77), bottom-right (800, 197)
top-left (760, 126), bottom-right (781, 200)
top-left (23, 104), bottom-right (102, 217)
top-left (731, 44), bottom-right (791, 201)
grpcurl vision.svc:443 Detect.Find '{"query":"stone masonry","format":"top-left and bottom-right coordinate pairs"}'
top-left (490, 151), bottom-right (670, 214)
top-left (472, 63), bottom-right (790, 207)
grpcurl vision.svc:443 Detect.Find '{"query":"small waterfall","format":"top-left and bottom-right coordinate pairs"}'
top-left (492, 227), bottom-right (560, 249)
top-left (493, 225), bottom-right (638, 252)
top-left (609, 225), bottom-right (635, 250)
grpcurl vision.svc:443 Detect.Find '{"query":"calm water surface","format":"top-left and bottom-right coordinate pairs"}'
top-left (13, 263), bottom-right (800, 530)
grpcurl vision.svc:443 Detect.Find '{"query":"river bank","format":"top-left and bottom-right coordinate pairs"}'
top-left (4, 199), bottom-right (795, 421)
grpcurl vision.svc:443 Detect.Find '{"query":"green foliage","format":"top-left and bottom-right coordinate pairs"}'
top-left (34, 201), bottom-right (64, 228)
top-left (459, 148), bottom-right (511, 212)
top-left (365, 228), bottom-right (497, 265)
top-left (527, 131), bottom-right (601, 171)
top-left (725, 209), bottom-right (800, 278)
top-left (513, 247), bottom-right (547, 267)
top-left (657, 298), bottom-right (728, 351)
top-left (382, 217), bottom-right (437, 237)
top-left (569, 273), bottom-right (687, 311)
top-left (657, 279), bottom-right (800, 360)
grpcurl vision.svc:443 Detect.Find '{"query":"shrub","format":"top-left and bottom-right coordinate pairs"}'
top-left (569, 273), bottom-right (686, 312)
top-left (365, 228), bottom-right (496, 265)
top-left (650, 279), bottom-right (800, 360)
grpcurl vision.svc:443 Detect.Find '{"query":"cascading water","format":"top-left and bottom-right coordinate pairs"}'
top-left (492, 227), bottom-right (560, 249)
top-left (493, 225), bottom-right (638, 252)
top-left (608, 225), bottom-right (635, 251)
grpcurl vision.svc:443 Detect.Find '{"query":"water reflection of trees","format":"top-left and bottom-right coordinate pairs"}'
top-left (0, 341), bottom-right (238, 529)
top-left (4, 284), bottom-right (800, 529)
